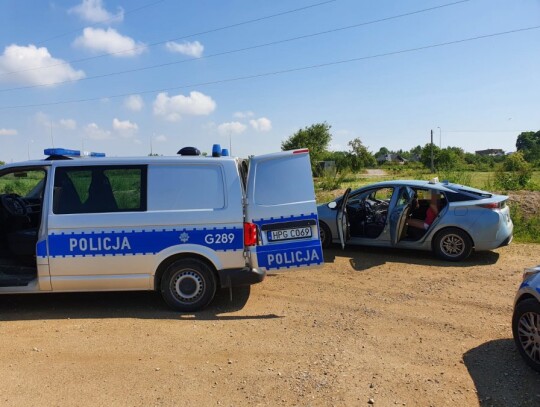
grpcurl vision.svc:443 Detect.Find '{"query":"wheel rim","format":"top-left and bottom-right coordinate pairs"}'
top-left (171, 269), bottom-right (205, 303)
top-left (517, 311), bottom-right (540, 365)
top-left (439, 233), bottom-right (465, 257)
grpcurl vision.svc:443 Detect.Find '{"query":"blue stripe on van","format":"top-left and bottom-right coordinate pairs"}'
top-left (47, 227), bottom-right (243, 258)
top-left (36, 240), bottom-right (47, 258)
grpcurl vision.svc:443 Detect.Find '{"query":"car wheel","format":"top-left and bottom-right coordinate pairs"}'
top-left (319, 221), bottom-right (332, 249)
top-left (512, 298), bottom-right (540, 372)
top-left (160, 258), bottom-right (217, 312)
top-left (433, 227), bottom-right (472, 261)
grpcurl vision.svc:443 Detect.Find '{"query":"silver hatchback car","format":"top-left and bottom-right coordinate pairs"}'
top-left (317, 180), bottom-right (513, 261)
top-left (513, 265), bottom-right (540, 372)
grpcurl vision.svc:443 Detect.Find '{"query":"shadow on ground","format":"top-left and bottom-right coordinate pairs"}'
top-left (323, 245), bottom-right (500, 271)
top-left (0, 286), bottom-right (280, 322)
top-left (463, 339), bottom-right (540, 407)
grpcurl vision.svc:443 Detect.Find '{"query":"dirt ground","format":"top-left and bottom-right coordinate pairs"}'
top-left (1, 244), bottom-right (540, 406)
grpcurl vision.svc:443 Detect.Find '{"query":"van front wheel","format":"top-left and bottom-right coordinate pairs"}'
top-left (160, 258), bottom-right (217, 312)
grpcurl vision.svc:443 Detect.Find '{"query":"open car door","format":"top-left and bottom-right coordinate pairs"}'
top-left (389, 186), bottom-right (415, 245)
top-left (245, 149), bottom-right (323, 272)
top-left (337, 188), bottom-right (351, 249)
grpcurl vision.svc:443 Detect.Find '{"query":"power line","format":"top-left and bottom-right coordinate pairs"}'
top-left (0, 0), bottom-right (472, 93)
top-left (1, 24), bottom-right (538, 111)
top-left (35, 0), bottom-right (167, 45)
top-left (0, 0), bottom-right (337, 78)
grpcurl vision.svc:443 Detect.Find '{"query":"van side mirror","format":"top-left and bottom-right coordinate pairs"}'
top-left (328, 202), bottom-right (337, 209)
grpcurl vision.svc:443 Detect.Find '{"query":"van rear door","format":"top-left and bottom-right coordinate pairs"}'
top-left (245, 150), bottom-right (323, 272)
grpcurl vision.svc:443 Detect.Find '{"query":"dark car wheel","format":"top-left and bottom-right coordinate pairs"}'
top-left (512, 298), bottom-right (540, 372)
top-left (319, 221), bottom-right (332, 249)
top-left (160, 258), bottom-right (217, 312)
top-left (433, 227), bottom-right (473, 261)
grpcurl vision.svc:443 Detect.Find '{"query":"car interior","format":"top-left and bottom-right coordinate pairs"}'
top-left (347, 187), bottom-right (393, 239)
top-left (0, 169), bottom-right (46, 287)
top-left (345, 186), bottom-right (447, 242)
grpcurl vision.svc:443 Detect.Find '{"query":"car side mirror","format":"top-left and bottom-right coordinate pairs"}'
top-left (328, 201), bottom-right (337, 209)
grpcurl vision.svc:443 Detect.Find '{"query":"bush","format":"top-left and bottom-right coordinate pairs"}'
top-left (494, 152), bottom-right (532, 190)
top-left (317, 170), bottom-right (350, 191)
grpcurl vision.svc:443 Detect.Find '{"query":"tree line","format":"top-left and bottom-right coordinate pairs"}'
top-left (281, 123), bottom-right (540, 175)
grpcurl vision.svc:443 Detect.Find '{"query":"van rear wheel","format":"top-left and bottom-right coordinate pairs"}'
top-left (160, 258), bottom-right (217, 312)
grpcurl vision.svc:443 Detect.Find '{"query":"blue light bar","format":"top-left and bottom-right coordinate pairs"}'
top-left (44, 148), bottom-right (81, 156)
top-left (44, 148), bottom-right (106, 157)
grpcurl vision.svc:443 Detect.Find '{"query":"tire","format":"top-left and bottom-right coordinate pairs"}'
top-left (319, 221), bottom-right (332, 249)
top-left (433, 227), bottom-right (473, 261)
top-left (160, 258), bottom-right (217, 312)
top-left (512, 298), bottom-right (540, 372)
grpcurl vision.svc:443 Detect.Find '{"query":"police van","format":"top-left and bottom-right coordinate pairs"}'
top-left (0, 147), bottom-right (323, 311)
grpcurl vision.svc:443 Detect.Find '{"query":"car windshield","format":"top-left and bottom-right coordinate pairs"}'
top-left (0, 169), bottom-right (46, 198)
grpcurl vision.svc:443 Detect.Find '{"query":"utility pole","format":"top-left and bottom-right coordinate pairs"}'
top-left (430, 129), bottom-right (435, 173)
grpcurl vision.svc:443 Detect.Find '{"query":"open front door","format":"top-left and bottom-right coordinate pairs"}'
top-left (245, 150), bottom-right (323, 272)
top-left (337, 188), bottom-right (351, 249)
top-left (389, 186), bottom-right (415, 245)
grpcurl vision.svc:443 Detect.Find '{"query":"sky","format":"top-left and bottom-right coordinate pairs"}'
top-left (0, 0), bottom-right (539, 162)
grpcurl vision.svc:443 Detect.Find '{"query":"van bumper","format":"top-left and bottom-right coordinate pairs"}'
top-left (219, 267), bottom-right (266, 288)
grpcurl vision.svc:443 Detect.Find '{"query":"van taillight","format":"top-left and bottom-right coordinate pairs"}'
top-left (244, 222), bottom-right (258, 246)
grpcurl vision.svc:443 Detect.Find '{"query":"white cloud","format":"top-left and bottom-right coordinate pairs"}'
top-left (153, 91), bottom-right (216, 122)
top-left (113, 118), bottom-right (138, 138)
top-left (155, 134), bottom-right (167, 142)
top-left (218, 122), bottom-right (247, 136)
top-left (165, 41), bottom-right (204, 58)
top-left (59, 119), bottom-right (77, 130)
top-left (124, 94), bottom-right (144, 111)
top-left (0, 44), bottom-right (85, 86)
top-left (0, 128), bottom-right (17, 136)
top-left (84, 123), bottom-right (111, 140)
top-left (250, 117), bottom-right (272, 132)
top-left (69, 0), bottom-right (124, 23)
top-left (233, 111), bottom-right (254, 119)
top-left (73, 28), bottom-right (145, 57)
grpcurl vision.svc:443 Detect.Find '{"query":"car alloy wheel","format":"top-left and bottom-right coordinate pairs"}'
top-left (440, 233), bottom-right (465, 257)
top-left (516, 311), bottom-right (540, 365)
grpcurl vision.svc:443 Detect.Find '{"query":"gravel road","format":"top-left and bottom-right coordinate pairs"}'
top-left (1, 244), bottom-right (539, 406)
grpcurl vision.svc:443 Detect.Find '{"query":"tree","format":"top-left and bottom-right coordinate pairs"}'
top-left (347, 138), bottom-right (376, 170)
top-left (516, 131), bottom-right (540, 163)
top-left (0, 161), bottom-right (4, 166)
top-left (419, 143), bottom-right (441, 170)
top-left (281, 123), bottom-right (332, 169)
top-left (375, 147), bottom-right (390, 158)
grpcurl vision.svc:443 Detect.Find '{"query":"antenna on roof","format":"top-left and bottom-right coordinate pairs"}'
top-left (50, 120), bottom-right (55, 148)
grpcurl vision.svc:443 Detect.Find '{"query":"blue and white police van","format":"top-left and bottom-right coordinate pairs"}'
top-left (0, 147), bottom-right (323, 311)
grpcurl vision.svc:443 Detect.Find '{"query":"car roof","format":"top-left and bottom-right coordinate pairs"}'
top-left (360, 180), bottom-right (458, 193)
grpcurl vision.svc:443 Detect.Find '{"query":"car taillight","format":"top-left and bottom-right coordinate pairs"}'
top-left (244, 222), bottom-right (258, 246)
top-left (293, 149), bottom-right (309, 154)
top-left (478, 202), bottom-right (499, 209)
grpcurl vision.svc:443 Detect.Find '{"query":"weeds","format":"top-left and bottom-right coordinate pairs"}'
top-left (511, 204), bottom-right (540, 243)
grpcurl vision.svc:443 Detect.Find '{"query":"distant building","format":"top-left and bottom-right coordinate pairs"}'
top-left (475, 149), bottom-right (505, 156)
top-left (376, 153), bottom-right (407, 165)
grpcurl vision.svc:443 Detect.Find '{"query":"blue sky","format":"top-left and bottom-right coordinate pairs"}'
top-left (0, 0), bottom-right (539, 162)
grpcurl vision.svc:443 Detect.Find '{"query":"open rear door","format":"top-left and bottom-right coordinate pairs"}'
top-left (337, 188), bottom-right (351, 249)
top-left (245, 149), bottom-right (323, 272)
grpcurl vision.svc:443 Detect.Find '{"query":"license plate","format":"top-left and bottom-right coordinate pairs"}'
top-left (268, 227), bottom-right (312, 242)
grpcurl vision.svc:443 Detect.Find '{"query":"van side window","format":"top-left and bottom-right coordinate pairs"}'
top-left (53, 166), bottom-right (146, 214)
top-left (147, 165), bottom-right (225, 210)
